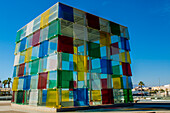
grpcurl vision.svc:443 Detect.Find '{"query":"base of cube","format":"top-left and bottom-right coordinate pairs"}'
top-left (11, 103), bottom-right (57, 112)
top-left (11, 103), bottom-right (133, 112)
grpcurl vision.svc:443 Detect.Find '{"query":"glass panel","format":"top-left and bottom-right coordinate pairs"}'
top-left (40, 9), bottom-right (50, 28)
top-left (48, 71), bottom-right (57, 89)
top-left (60, 19), bottom-right (73, 38)
top-left (39, 57), bottom-right (47, 73)
top-left (49, 4), bottom-right (58, 23)
top-left (29, 89), bottom-right (38, 106)
top-left (12, 77), bottom-right (19, 91)
top-left (59, 3), bottom-right (74, 22)
top-left (39, 26), bottom-right (49, 43)
top-left (47, 54), bottom-right (58, 71)
top-left (26, 20), bottom-right (34, 36)
top-left (48, 37), bottom-right (58, 55)
top-left (73, 9), bottom-right (86, 26)
top-left (39, 40), bottom-right (48, 58)
top-left (110, 22), bottom-right (120, 36)
top-left (30, 59), bottom-right (39, 75)
top-left (86, 13), bottom-right (100, 30)
top-left (30, 74), bottom-right (38, 89)
top-left (26, 35), bottom-right (33, 49)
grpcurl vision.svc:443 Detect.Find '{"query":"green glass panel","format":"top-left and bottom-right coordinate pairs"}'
top-left (16, 30), bottom-right (21, 43)
top-left (48, 71), bottom-right (57, 89)
top-left (123, 89), bottom-right (128, 103)
top-left (49, 80), bottom-right (57, 89)
top-left (112, 66), bottom-right (120, 75)
top-left (48, 20), bottom-right (59, 39)
top-left (87, 80), bottom-right (89, 88)
top-left (16, 91), bottom-right (23, 104)
top-left (88, 42), bottom-right (101, 58)
top-left (110, 22), bottom-right (120, 36)
top-left (57, 70), bottom-right (73, 88)
top-left (129, 89), bottom-right (133, 102)
top-left (62, 52), bottom-right (69, 61)
top-left (31, 59), bottom-right (39, 74)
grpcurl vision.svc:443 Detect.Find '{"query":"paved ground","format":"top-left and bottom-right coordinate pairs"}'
top-left (1, 101), bottom-right (170, 113)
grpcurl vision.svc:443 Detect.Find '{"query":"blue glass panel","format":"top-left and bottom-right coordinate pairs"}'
top-left (100, 46), bottom-right (107, 59)
top-left (73, 71), bottom-right (77, 81)
top-left (128, 77), bottom-right (133, 89)
top-left (122, 76), bottom-right (127, 89)
top-left (120, 37), bottom-right (125, 50)
top-left (13, 66), bottom-right (17, 77)
top-left (100, 59), bottom-right (113, 74)
top-left (19, 38), bottom-right (26, 52)
top-left (69, 61), bottom-right (74, 71)
top-left (23, 75), bottom-right (31, 90)
top-left (69, 54), bottom-right (73, 62)
top-left (48, 38), bottom-right (57, 55)
top-left (42, 90), bottom-right (47, 103)
top-left (91, 58), bottom-right (101, 69)
top-left (126, 39), bottom-right (130, 51)
top-left (62, 61), bottom-right (69, 70)
top-left (59, 3), bottom-right (74, 22)
top-left (73, 88), bottom-right (89, 106)
top-left (101, 74), bottom-right (107, 79)
top-left (39, 40), bottom-right (48, 58)
top-left (77, 81), bottom-right (85, 88)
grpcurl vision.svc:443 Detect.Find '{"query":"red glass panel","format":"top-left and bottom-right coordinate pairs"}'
top-left (38, 72), bottom-right (48, 89)
top-left (122, 63), bottom-right (132, 76)
top-left (86, 13), bottom-right (100, 30)
top-left (57, 35), bottom-right (73, 54)
top-left (11, 91), bottom-right (15, 102)
top-left (101, 79), bottom-right (107, 89)
top-left (111, 42), bottom-right (119, 48)
top-left (18, 63), bottom-right (25, 77)
top-left (101, 89), bottom-right (114, 104)
top-left (32, 29), bottom-right (40, 46)
top-left (22, 91), bottom-right (25, 103)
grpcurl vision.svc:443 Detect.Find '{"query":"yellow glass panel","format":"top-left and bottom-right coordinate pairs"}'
top-left (46, 89), bottom-right (60, 108)
top-left (126, 51), bottom-right (131, 64)
top-left (119, 52), bottom-right (126, 62)
top-left (74, 46), bottom-right (77, 54)
top-left (25, 47), bottom-right (32, 62)
top-left (77, 55), bottom-right (85, 72)
top-left (73, 55), bottom-right (87, 72)
top-left (73, 54), bottom-right (77, 71)
top-left (77, 61), bottom-right (84, 72)
top-left (100, 32), bottom-right (111, 47)
top-left (73, 54), bottom-right (77, 64)
top-left (112, 77), bottom-right (122, 89)
top-left (40, 9), bottom-right (50, 28)
top-left (78, 72), bottom-right (84, 81)
top-left (12, 77), bottom-right (19, 91)
top-left (62, 90), bottom-right (69, 102)
top-left (92, 90), bottom-right (101, 101)
top-left (84, 56), bottom-right (88, 72)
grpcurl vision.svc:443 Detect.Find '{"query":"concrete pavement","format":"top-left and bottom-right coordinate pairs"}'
top-left (1, 101), bottom-right (170, 112)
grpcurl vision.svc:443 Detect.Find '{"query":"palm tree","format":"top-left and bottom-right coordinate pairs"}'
top-left (3, 80), bottom-right (8, 88)
top-left (7, 78), bottom-right (12, 88)
top-left (138, 81), bottom-right (145, 97)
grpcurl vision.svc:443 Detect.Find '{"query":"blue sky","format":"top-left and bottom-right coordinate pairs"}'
top-left (0, 0), bottom-right (170, 86)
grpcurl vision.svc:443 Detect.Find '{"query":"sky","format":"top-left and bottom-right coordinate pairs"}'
top-left (0, 0), bottom-right (170, 87)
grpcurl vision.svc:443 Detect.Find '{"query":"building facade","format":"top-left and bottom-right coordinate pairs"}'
top-left (12, 2), bottom-right (133, 108)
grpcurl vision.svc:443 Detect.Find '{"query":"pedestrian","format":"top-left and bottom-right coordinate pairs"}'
top-left (0, 81), bottom-right (2, 88)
